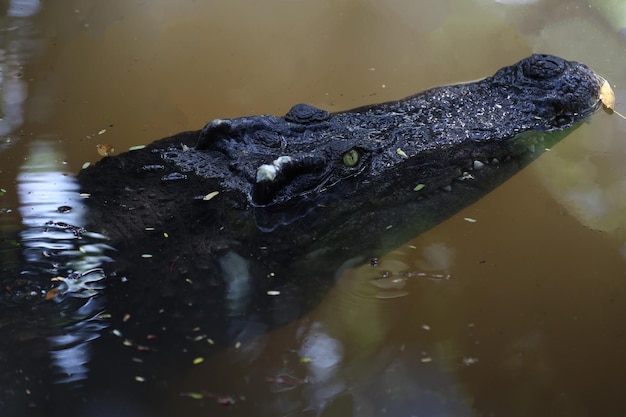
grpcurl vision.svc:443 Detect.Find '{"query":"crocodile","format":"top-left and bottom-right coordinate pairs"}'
top-left (77, 54), bottom-right (602, 346)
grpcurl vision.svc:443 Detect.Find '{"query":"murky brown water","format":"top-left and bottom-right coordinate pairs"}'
top-left (1, 0), bottom-right (626, 416)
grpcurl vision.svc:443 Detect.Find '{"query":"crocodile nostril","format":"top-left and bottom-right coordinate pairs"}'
top-left (522, 54), bottom-right (565, 80)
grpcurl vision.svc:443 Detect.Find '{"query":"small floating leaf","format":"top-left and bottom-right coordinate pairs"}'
top-left (141, 253), bottom-right (153, 258)
top-left (413, 183), bottom-right (426, 192)
top-left (193, 357), bottom-right (204, 365)
top-left (181, 392), bottom-right (204, 400)
top-left (267, 290), bottom-right (280, 296)
top-left (129, 145), bottom-right (146, 151)
top-left (462, 357), bottom-right (479, 366)
top-left (463, 217), bottom-right (477, 223)
top-left (600, 78), bottom-right (626, 120)
top-left (600, 79), bottom-right (616, 109)
top-left (45, 288), bottom-right (59, 300)
top-left (203, 191), bottom-right (220, 201)
top-left (134, 376), bottom-right (145, 382)
top-left (82, 162), bottom-right (91, 169)
top-left (96, 143), bottom-right (115, 157)
top-left (98, 129), bottom-right (107, 135)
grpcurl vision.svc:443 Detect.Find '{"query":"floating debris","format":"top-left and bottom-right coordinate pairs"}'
top-left (45, 288), bottom-right (59, 300)
top-left (193, 357), bottom-right (204, 365)
top-left (203, 191), bottom-right (220, 201)
top-left (600, 78), bottom-right (626, 120)
top-left (180, 392), bottom-right (204, 400)
top-left (462, 357), bottom-right (479, 366)
top-left (180, 392), bottom-right (237, 405)
top-left (413, 183), bottom-right (426, 192)
top-left (129, 145), bottom-right (146, 151)
top-left (96, 143), bottom-right (115, 157)
top-left (463, 217), bottom-right (477, 223)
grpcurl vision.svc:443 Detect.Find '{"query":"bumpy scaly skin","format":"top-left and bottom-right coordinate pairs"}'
top-left (166, 54), bottom-right (601, 211)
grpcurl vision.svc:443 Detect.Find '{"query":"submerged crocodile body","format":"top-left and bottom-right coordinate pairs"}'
top-left (77, 54), bottom-right (601, 346)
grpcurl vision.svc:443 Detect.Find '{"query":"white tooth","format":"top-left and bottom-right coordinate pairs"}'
top-left (473, 160), bottom-right (485, 170)
top-left (273, 156), bottom-right (293, 167)
top-left (256, 164), bottom-right (277, 182)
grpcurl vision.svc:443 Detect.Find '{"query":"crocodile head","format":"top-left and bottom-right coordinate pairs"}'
top-left (166, 54), bottom-right (602, 230)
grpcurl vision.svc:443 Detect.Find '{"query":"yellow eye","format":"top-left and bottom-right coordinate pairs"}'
top-left (342, 149), bottom-right (360, 167)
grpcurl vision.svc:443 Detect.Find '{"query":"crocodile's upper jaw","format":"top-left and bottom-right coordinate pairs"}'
top-left (163, 55), bottom-right (601, 229)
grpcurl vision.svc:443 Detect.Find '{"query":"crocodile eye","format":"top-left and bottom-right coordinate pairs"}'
top-left (342, 149), bottom-right (360, 167)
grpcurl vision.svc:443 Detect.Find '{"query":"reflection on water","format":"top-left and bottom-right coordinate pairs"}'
top-left (0, 0), bottom-right (625, 416)
top-left (1, 139), bottom-right (111, 405)
top-left (166, 253), bottom-right (473, 416)
top-left (0, 0), bottom-right (41, 136)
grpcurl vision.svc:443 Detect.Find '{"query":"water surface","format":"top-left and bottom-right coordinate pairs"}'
top-left (1, 0), bottom-right (625, 416)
